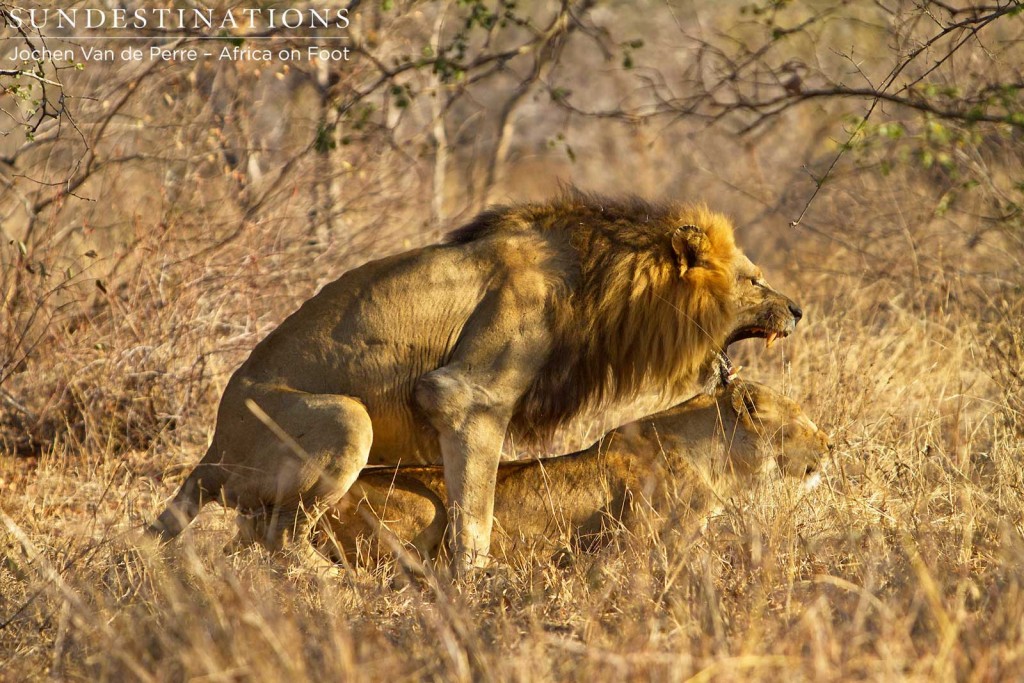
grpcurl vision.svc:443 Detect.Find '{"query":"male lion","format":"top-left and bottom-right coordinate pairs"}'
top-left (309, 380), bottom-right (830, 565)
top-left (149, 191), bottom-right (802, 571)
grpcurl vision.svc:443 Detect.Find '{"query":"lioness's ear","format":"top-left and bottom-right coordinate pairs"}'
top-left (729, 384), bottom-right (758, 423)
top-left (671, 224), bottom-right (708, 275)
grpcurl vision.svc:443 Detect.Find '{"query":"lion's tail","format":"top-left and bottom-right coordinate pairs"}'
top-left (146, 447), bottom-right (226, 542)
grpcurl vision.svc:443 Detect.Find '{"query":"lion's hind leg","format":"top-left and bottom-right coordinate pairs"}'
top-left (148, 456), bottom-right (227, 541)
top-left (228, 390), bottom-right (374, 569)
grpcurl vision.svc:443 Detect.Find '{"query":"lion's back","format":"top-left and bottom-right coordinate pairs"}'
top-left (237, 242), bottom-right (495, 392)
top-left (220, 230), bottom-right (565, 461)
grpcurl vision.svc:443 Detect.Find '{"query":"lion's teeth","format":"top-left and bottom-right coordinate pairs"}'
top-left (728, 365), bottom-right (743, 380)
top-left (765, 332), bottom-right (777, 349)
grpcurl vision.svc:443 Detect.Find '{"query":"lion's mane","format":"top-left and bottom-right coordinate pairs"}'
top-left (448, 189), bottom-right (738, 438)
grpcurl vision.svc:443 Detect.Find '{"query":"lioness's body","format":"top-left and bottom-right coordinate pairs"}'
top-left (316, 381), bottom-right (829, 564)
top-left (151, 192), bottom-right (803, 569)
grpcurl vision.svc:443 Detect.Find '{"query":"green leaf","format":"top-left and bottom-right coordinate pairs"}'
top-left (550, 87), bottom-right (570, 101)
top-left (313, 123), bottom-right (335, 153)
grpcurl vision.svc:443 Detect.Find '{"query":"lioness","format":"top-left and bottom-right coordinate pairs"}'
top-left (308, 380), bottom-right (829, 565)
top-left (150, 191), bottom-right (803, 571)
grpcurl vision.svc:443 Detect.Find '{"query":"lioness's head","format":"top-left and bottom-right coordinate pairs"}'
top-left (722, 380), bottom-right (829, 477)
top-left (634, 380), bottom-right (829, 480)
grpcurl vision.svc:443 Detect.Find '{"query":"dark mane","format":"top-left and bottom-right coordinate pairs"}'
top-left (447, 188), bottom-right (740, 443)
top-left (516, 192), bottom-right (737, 441)
top-left (445, 208), bottom-right (508, 244)
top-left (445, 188), bottom-right (676, 245)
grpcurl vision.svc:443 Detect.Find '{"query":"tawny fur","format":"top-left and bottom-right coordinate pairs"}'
top-left (150, 189), bottom-right (802, 570)
top-left (312, 380), bottom-right (830, 566)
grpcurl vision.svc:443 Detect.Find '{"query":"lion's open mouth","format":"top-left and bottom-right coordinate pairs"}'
top-left (716, 324), bottom-right (793, 387)
top-left (726, 325), bottom-right (791, 349)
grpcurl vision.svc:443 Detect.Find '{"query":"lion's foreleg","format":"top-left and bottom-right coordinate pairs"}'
top-left (415, 278), bottom-right (551, 574)
top-left (439, 418), bottom-right (507, 571)
top-left (415, 369), bottom-right (509, 572)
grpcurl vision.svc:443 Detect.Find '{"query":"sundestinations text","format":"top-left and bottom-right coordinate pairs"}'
top-left (1, 8), bottom-right (350, 30)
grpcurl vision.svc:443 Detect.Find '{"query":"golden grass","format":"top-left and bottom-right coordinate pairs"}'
top-left (2, 186), bottom-right (1023, 681)
top-left (3, 8), bottom-right (1023, 669)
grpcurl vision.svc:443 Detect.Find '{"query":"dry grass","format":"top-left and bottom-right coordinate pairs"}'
top-left (2, 179), bottom-right (1023, 681)
top-left (3, 2), bottom-right (1024, 680)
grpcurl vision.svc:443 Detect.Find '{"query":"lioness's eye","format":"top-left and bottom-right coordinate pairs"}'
top-left (749, 277), bottom-right (759, 286)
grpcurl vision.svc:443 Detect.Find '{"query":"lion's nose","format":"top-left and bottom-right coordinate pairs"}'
top-left (789, 303), bottom-right (803, 322)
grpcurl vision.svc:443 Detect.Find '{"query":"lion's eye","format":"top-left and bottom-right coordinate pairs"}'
top-left (749, 277), bottom-right (759, 286)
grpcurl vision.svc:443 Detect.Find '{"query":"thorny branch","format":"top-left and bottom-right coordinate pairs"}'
top-left (547, 0), bottom-right (1024, 225)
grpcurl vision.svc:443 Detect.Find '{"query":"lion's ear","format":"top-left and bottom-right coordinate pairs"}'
top-left (671, 224), bottom-right (709, 275)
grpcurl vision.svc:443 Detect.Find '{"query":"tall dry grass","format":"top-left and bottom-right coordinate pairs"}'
top-left (3, 1), bottom-right (1024, 680)
top-left (3, 154), bottom-right (1023, 681)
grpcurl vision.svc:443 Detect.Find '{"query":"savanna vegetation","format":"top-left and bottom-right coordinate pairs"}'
top-left (2, 1), bottom-right (1023, 680)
